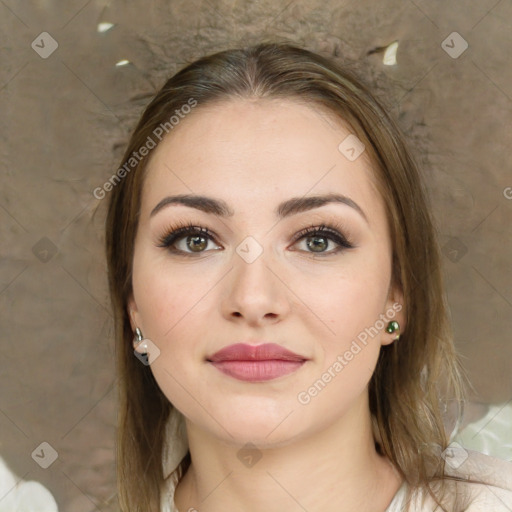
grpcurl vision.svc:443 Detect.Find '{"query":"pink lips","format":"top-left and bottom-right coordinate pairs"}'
top-left (207, 343), bottom-right (306, 382)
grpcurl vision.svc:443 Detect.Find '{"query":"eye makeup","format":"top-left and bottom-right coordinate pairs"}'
top-left (155, 218), bottom-right (356, 258)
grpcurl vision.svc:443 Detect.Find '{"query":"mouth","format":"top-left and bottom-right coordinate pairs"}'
top-left (207, 343), bottom-right (307, 382)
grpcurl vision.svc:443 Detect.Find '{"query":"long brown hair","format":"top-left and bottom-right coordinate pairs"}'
top-left (105, 42), bottom-right (468, 511)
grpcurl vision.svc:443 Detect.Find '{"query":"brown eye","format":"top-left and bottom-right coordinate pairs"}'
top-left (185, 234), bottom-right (209, 252)
top-left (157, 225), bottom-right (221, 255)
top-left (292, 224), bottom-right (354, 255)
top-left (305, 234), bottom-right (329, 253)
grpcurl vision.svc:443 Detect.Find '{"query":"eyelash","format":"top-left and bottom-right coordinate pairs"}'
top-left (156, 221), bottom-right (355, 257)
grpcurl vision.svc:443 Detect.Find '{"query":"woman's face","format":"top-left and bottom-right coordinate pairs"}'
top-left (128, 98), bottom-right (404, 446)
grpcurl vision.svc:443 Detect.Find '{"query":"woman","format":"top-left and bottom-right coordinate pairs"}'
top-left (105, 42), bottom-right (512, 511)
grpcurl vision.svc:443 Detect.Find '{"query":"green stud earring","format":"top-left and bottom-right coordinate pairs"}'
top-left (386, 320), bottom-right (400, 340)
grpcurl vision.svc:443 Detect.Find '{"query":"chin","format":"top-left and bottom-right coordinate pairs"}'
top-left (204, 404), bottom-right (310, 448)
top-left (219, 423), bottom-right (303, 449)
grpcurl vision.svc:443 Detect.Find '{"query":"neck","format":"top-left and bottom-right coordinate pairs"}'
top-left (173, 396), bottom-right (403, 512)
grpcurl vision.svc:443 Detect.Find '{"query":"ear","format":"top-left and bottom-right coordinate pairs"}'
top-left (381, 283), bottom-right (406, 347)
top-left (127, 293), bottom-right (139, 331)
top-left (127, 296), bottom-right (149, 354)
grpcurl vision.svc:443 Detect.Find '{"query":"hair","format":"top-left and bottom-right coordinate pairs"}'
top-left (105, 42), bottom-right (472, 511)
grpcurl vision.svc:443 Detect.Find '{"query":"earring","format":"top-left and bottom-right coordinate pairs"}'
top-left (133, 327), bottom-right (147, 354)
top-left (386, 320), bottom-right (400, 340)
top-left (134, 327), bottom-right (143, 342)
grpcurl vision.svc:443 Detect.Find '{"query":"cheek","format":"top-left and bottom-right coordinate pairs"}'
top-left (318, 281), bottom-right (385, 380)
top-left (293, 275), bottom-right (388, 419)
top-left (291, 254), bottom-right (391, 404)
top-left (292, 256), bottom-right (390, 344)
top-left (132, 253), bottom-right (213, 408)
top-left (133, 250), bottom-right (210, 340)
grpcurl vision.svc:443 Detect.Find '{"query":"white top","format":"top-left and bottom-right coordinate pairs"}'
top-left (0, 456), bottom-right (59, 512)
top-left (454, 401), bottom-right (512, 461)
top-left (161, 409), bottom-right (512, 512)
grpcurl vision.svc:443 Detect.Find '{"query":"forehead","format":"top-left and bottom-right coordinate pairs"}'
top-left (140, 97), bottom-right (384, 222)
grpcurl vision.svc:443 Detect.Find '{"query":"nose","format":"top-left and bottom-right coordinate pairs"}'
top-left (221, 244), bottom-right (291, 327)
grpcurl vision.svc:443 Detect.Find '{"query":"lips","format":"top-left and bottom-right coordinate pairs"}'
top-left (208, 343), bottom-right (306, 362)
top-left (207, 343), bottom-right (307, 382)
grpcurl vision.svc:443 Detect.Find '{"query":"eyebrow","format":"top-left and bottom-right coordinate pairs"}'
top-left (150, 193), bottom-right (369, 224)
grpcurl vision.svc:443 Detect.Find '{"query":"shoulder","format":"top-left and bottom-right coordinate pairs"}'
top-left (445, 447), bottom-right (512, 486)
top-left (442, 448), bottom-right (512, 511)
top-left (393, 449), bottom-right (512, 511)
top-left (0, 455), bottom-right (59, 512)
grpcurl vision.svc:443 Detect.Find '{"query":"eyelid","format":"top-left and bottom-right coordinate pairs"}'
top-left (291, 223), bottom-right (352, 244)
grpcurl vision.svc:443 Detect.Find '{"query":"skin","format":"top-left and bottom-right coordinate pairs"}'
top-left (128, 98), bottom-right (406, 512)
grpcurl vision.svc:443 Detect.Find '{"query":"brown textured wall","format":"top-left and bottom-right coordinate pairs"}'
top-left (1, 0), bottom-right (511, 510)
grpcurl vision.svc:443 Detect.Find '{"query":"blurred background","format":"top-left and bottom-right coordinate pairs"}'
top-left (0, 0), bottom-right (511, 510)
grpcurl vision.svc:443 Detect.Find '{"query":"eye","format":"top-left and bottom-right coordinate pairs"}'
top-left (291, 223), bottom-right (354, 255)
top-left (157, 221), bottom-right (355, 257)
top-left (157, 222), bottom-right (221, 256)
